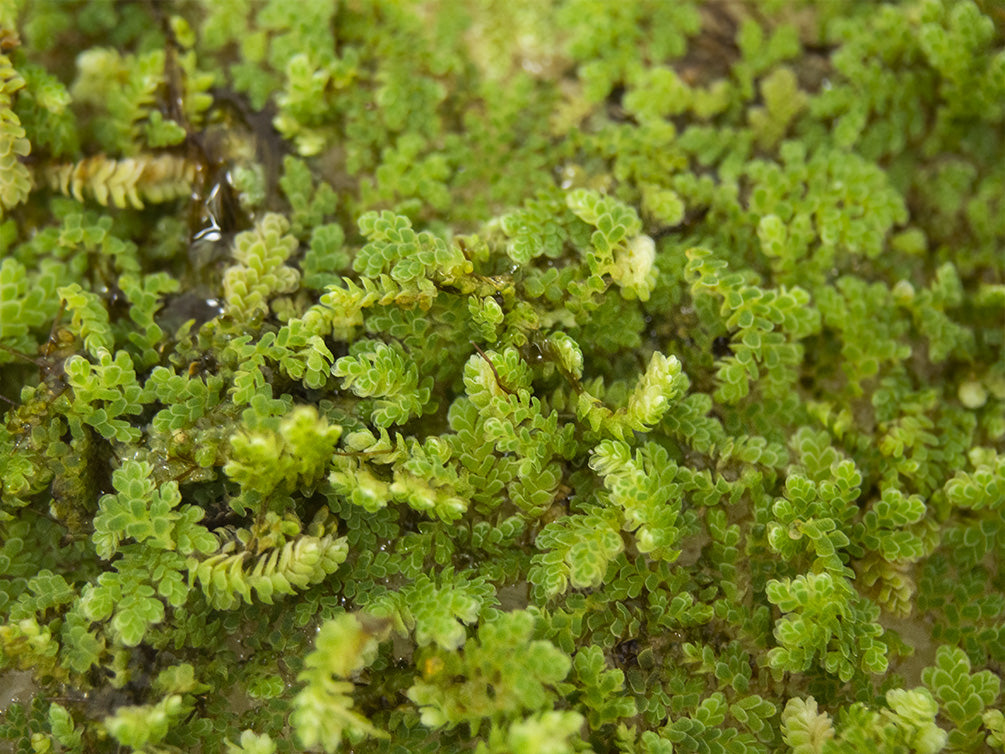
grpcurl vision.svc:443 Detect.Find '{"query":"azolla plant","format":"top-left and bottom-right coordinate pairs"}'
top-left (0, 0), bottom-right (1003, 752)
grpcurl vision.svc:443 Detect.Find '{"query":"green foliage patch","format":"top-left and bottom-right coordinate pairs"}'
top-left (0, 0), bottom-right (1003, 752)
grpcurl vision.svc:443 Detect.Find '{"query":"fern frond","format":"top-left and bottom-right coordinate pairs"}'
top-left (41, 154), bottom-right (198, 209)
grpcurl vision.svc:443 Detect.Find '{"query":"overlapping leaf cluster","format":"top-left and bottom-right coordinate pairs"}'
top-left (0, 1), bottom-right (1003, 753)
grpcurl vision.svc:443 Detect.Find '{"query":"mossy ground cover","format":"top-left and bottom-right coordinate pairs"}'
top-left (0, 1), bottom-right (1003, 752)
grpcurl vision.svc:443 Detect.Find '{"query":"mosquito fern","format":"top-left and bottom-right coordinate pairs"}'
top-left (1, 1), bottom-right (1003, 752)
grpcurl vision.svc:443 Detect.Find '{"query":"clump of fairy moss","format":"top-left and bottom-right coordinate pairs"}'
top-left (1, 1), bottom-right (1003, 752)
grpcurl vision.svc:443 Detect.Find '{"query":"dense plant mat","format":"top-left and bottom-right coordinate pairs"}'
top-left (0, 0), bottom-right (1003, 751)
